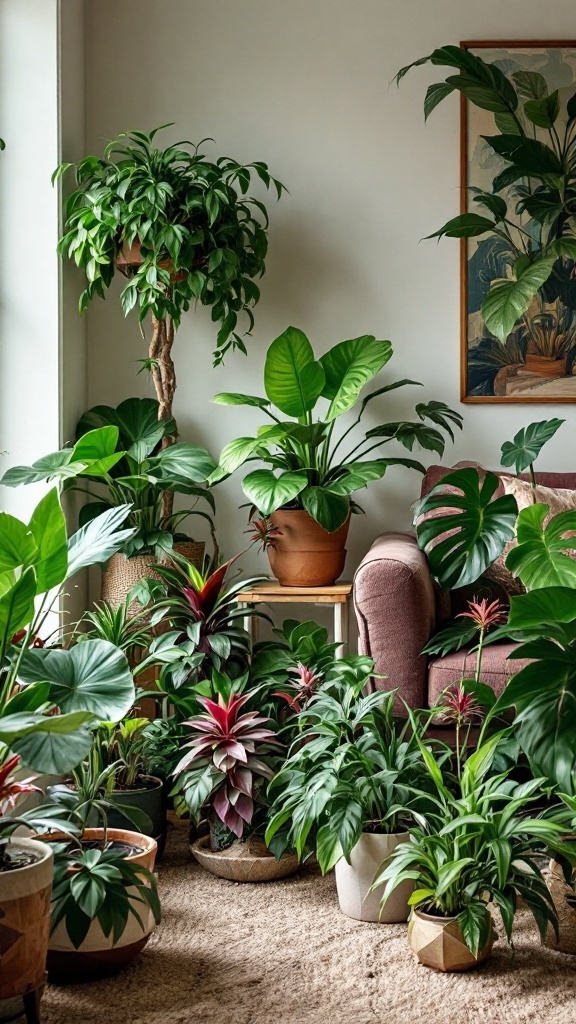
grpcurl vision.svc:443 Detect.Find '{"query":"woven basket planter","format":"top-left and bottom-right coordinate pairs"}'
top-left (101, 540), bottom-right (204, 609)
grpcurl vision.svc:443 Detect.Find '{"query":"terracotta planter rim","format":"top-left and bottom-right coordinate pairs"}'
top-left (38, 827), bottom-right (157, 860)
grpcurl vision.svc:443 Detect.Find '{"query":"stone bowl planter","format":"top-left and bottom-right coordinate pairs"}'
top-left (191, 835), bottom-right (299, 882)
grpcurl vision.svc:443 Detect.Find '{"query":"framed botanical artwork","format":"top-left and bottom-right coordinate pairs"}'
top-left (459, 41), bottom-right (576, 402)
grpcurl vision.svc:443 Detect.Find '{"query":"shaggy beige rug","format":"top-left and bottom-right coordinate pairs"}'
top-left (42, 823), bottom-right (576, 1024)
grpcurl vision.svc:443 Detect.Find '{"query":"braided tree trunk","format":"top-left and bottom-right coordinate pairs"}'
top-left (150, 313), bottom-right (176, 521)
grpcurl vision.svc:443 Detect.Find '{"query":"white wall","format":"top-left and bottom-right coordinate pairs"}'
top-left (83, 0), bottom-right (576, 581)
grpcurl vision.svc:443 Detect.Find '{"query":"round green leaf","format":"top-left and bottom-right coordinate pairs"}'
top-left (242, 469), bottom-right (308, 516)
top-left (301, 487), bottom-right (349, 532)
top-left (500, 418), bottom-right (564, 474)
top-left (17, 639), bottom-right (135, 722)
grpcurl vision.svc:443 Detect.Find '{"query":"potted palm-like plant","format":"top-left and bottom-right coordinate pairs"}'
top-left (210, 325), bottom-right (461, 586)
top-left (53, 125), bottom-right (285, 522)
top-left (374, 723), bottom-right (567, 971)
top-left (266, 659), bottom-right (439, 923)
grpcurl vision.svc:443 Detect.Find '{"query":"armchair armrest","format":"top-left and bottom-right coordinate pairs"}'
top-left (353, 532), bottom-right (436, 714)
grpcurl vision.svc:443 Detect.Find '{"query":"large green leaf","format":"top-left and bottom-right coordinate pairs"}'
top-left (482, 135), bottom-right (564, 176)
top-left (212, 426), bottom-right (286, 479)
top-left (328, 460), bottom-right (390, 496)
top-left (500, 418), bottom-right (564, 474)
top-left (77, 398), bottom-right (175, 464)
top-left (147, 442), bottom-right (216, 490)
top-left (524, 91), bottom-right (560, 129)
top-left (366, 421), bottom-right (446, 456)
top-left (0, 513), bottom-right (36, 572)
top-left (482, 257), bottom-right (556, 343)
top-left (506, 504), bottom-right (576, 590)
top-left (27, 488), bottom-right (68, 593)
top-left (0, 450), bottom-right (77, 487)
top-left (414, 468), bottom-right (517, 590)
top-left (319, 337), bottom-right (392, 420)
top-left (506, 586), bottom-right (576, 631)
top-left (264, 327), bottom-right (325, 417)
top-left (211, 392), bottom-right (271, 410)
top-left (426, 213), bottom-right (496, 240)
top-left (242, 470), bottom-right (308, 516)
top-left (3, 712), bottom-right (95, 774)
top-left (18, 638), bottom-right (135, 722)
top-left (512, 70), bottom-right (548, 101)
top-left (0, 568), bottom-right (36, 648)
top-left (66, 505), bottom-right (135, 578)
top-left (301, 487), bottom-right (350, 531)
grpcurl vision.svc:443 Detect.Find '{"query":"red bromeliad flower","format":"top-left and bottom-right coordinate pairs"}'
top-left (274, 662), bottom-right (321, 712)
top-left (244, 516), bottom-right (282, 553)
top-left (176, 692), bottom-right (279, 838)
top-left (434, 683), bottom-right (483, 726)
top-left (0, 754), bottom-right (42, 816)
top-left (457, 597), bottom-right (507, 631)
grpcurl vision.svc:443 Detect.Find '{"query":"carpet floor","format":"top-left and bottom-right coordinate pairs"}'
top-left (42, 823), bottom-right (576, 1024)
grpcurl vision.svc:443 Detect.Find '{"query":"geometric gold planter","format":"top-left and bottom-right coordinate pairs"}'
top-left (408, 908), bottom-right (496, 972)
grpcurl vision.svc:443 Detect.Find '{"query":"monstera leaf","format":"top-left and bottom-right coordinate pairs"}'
top-left (500, 419), bottom-right (564, 475)
top-left (506, 504), bottom-right (576, 590)
top-left (414, 468), bottom-right (518, 590)
top-left (494, 588), bottom-right (576, 789)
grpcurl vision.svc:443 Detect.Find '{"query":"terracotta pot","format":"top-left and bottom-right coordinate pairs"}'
top-left (101, 540), bottom-right (205, 609)
top-left (267, 509), bottom-right (350, 587)
top-left (0, 838), bottom-right (53, 1021)
top-left (41, 828), bottom-right (158, 982)
top-left (115, 238), bottom-right (187, 282)
top-left (335, 831), bottom-right (412, 923)
top-left (191, 835), bottom-right (299, 882)
top-left (545, 859), bottom-right (576, 954)
top-left (524, 353), bottom-right (567, 378)
top-left (408, 907), bottom-right (496, 972)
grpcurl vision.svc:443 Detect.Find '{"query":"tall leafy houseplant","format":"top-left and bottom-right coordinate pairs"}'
top-left (53, 127), bottom-right (284, 450)
top-left (210, 325), bottom-right (461, 585)
top-left (398, 46), bottom-right (576, 363)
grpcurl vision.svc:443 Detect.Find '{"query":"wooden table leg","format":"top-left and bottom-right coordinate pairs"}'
top-left (23, 987), bottom-right (43, 1024)
top-left (242, 604), bottom-right (258, 647)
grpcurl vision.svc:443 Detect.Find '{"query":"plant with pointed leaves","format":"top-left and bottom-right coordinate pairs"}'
top-left (373, 727), bottom-right (569, 958)
top-left (210, 326), bottom-right (462, 532)
top-left (172, 691), bottom-right (279, 840)
top-left (397, 45), bottom-right (576, 351)
top-left (50, 842), bottom-right (161, 951)
top-left (53, 125), bottom-right (285, 448)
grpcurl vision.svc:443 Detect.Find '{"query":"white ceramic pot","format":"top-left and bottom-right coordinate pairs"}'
top-left (0, 838), bottom-right (53, 1018)
top-left (335, 831), bottom-right (412, 923)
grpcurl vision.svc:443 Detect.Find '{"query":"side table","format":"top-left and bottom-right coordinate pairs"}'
top-left (236, 580), bottom-right (353, 658)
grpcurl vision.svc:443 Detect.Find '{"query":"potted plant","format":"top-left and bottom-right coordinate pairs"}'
top-left (0, 483), bottom-right (140, 1017)
top-left (1, 404), bottom-right (217, 607)
top-left (53, 126), bottom-right (285, 487)
top-left (374, 725), bottom-right (566, 971)
top-left (209, 326), bottom-right (461, 586)
top-left (398, 46), bottom-right (576, 377)
top-left (266, 658), bottom-right (440, 922)
top-left (173, 677), bottom-right (299, 882)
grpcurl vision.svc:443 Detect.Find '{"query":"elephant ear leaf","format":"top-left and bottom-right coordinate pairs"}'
top-left (319, 337), bottom-right (392, 420)
top-left (500, 418), bottom-right (564, 475)
top-left (414, 467), bottom-right (517, 590)
top-left (264, 327), bottom-right (325, 417)
top-left (505, 504), bottom-right (576, 590)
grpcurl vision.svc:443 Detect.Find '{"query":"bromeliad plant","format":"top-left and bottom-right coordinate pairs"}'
top-left (398, 46), bottom-right (576, 352)
top-left (172, 689), bottom-right (280, 844)
top-left (132, 552), bottom-right (267, 695)
top-left (265, 659), bottom-right (438, 870)
top-left (210, 326), bottom-right (462, 532)
top-left (373, 728), bottom-right (568, 957)
top-left (53, 125), bottom-right (285, 443)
